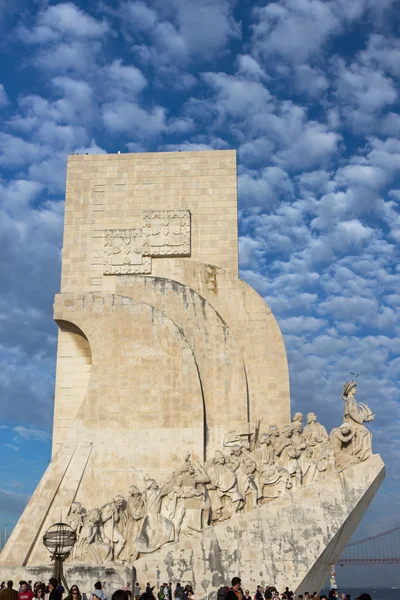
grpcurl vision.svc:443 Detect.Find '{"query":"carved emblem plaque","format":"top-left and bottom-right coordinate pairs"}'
top-left (103, 229), bottom-right (152, 275)
top-left (142, 210), bottom-right (191, 257)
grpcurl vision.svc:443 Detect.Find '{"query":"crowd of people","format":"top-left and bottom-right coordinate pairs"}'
top-left (0, 578), bottom-right (373, 600)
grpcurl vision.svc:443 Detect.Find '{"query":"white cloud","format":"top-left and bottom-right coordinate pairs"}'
top-left (252, 0), bottom-right (341, 64)
top-left (0, 83), bottom-right (8, 107)
top-left (19, 2), bottom-right (109, 43)
top-left (13, 426), bottom-right (51, 441)
top-left (102, 101), bottom-right (166, 137)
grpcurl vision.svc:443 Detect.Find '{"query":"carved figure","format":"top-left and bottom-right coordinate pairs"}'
top-left (275, 425), bottom-right (294, 466)
top-left (268, 425), bottom-right (281, 452)
top-left (303, 412), bottom-right (329, 446)
top-left (330, 424), bottom-right (358, 471)
top-left (100, 495), bottom-right (126, 562)
top-left (75, 508), bottom-right (112, 565)
top-left (292, 412), bottom-right (303, 425)
top-left (259, 465), bottom-right (291, 500)
top-left (227, 445), bottom-right (260, 508)
top-left (166, 455), bottom-right (211, 538)
top-left (135, 476), bottom-right (175, 553)
top-left (121, 485), bottom-right (145, 562)
top-left (256, 433), bottom-right (276, 469)
top-left (66, 502), bottom-right (84, 560)
top-left (290, 421), bottom-right (307, 451)
top-left (206, 451), bottom-right (244, 521)
top-left (286, 446), bottom-right (302, 487)
top-left (343, 381), bottom-right (374, 462)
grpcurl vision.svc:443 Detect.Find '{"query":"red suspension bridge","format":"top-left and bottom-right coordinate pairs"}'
top-left (337, 526), bottom-right (400, 565)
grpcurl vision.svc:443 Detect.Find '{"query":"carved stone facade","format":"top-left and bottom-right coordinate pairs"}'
top-left (59, 390), bottom-right (376, 567)
top-left (142, 210), bottom-right (191, 256)
top-left (104, 210), bottom-right (191, 275)
top-left (103, 229), bottom-right (152, 275)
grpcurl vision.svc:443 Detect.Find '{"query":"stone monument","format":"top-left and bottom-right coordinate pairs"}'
top-left (0, 151), bottom-right (385, 595)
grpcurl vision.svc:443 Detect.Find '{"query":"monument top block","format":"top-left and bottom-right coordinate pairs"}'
top-left (62, 150), bottom-right (238, 293)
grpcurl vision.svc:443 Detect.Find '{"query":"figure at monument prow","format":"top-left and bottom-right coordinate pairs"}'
top-left (342, 380), bottom-right (374, 462)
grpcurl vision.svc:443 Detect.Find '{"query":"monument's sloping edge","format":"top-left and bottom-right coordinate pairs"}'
top-left (0, 444), bottom-right (93, 567)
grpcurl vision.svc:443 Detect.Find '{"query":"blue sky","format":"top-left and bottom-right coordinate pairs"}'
top-left (0, 0), bottom-right (400, 588)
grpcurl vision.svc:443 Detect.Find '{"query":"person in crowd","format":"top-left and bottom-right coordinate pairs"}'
top-left (92, 582), bottom-right (107, 600)
top-left (1, 581), bottom-right (18, 600)
top-left (48, 579), bottom-right (61, 600)
top-left (354, 595), bottom-right (371, 600)
top-left (255, 586), bottom-right (263, 600)
top-left (163, 584), bottom-right (169, 600)
top-left (173, 586), bottom-right (185, 600)
top-left (18, 582), bottom-right (34, 600)
top-left (243, 591), bottom-right (251, 600)
top-left (145, 585), bottom-right (154, 598)
top-left (139, 592), bottom-right (154, 600)
top-left (157, 586), bottom-right (164, 600)
top-left (65, 586), bottom-right (81, 600)
top-left (225, 577), bottom-right (242, 600)
top-left (111, 592), bottom-right (129, 600)
top-left (133, 584), bottom-right (141, 599)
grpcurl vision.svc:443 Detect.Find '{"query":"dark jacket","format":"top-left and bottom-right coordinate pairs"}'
top-left (1, 589), bottom-right (19, 600)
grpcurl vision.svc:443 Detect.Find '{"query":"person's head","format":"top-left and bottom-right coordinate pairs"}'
top-left (48, 579), bottom-right (58, 591)
top-left (136, 584), bottom-right (139, 588)
top-left (346, 596), bottom-right (350, 600)
top-left (354, 596), bottom-right (371, 600)
top-left (320, 596), bottom-right (327, 600)
top-left (298, 596), bottom-right (303, 600)
top-left (21, 583), bottom-right (28, 593)
top-left (113, 495), bottom-right (124, 509)
top-left (70, 586), bottom-right (80, 598)
top-left (112, 591), bottom-right (129, 600)
top-left (35, 589), bottom-right (44, 598)
top-left (245, 592), bottom-right (249, 596)
top-left (339, 423), bottom-right (351, 435)
top-left (94, 583), bottom-right (102, 591)
top-left (231, 578), bottom-right (241, 591)
top-left (343, 381), bottom-right (356, 399)
top-left (7, 582), bottom-right (13, 589)
top-left (268, 425), bottom-right (279, 437)
top-left (231, 445), bottom-right (242, 457)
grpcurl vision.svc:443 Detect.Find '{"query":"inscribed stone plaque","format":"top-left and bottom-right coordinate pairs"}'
top-left (142, 210), bottom-right (191, 257)
top-left (103, 229), bottom-right (152, 275)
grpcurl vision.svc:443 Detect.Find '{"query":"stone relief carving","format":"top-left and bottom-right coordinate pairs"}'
top-left (103, 229), bottom-right (152, 275)
top-left (142, 210), bottom-right (191, 257)
top-left (103, 210), bottom-right (191, 275)
top-left (65, 381), bottom-right (376, 566)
